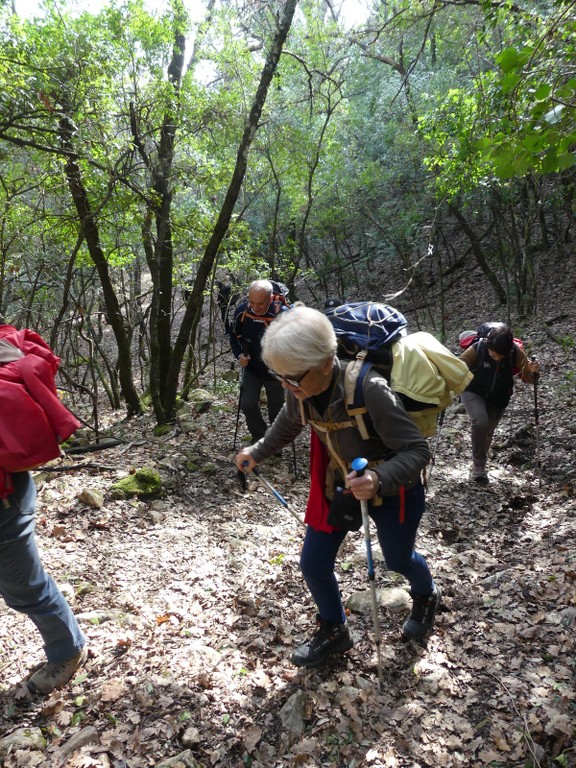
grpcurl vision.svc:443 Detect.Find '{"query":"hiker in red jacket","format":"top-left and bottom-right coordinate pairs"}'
top-left (0, 319), bottom-right (87, 693)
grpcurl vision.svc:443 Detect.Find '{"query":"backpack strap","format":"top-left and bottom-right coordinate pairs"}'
top-left (298, 399), bottom-right (356, 484)
top-left (298, 378), bottom-right (389, 507)
top-left (237, 309), bottom-right (279, 326)
top-left (343, 352), bottom-right (374, 440)
top-left (299, 363), bottom-right (380, 483)
top-left (271, 295), bottom-right (290, 312)
top-left (303, 412), bottom-right (384, 503)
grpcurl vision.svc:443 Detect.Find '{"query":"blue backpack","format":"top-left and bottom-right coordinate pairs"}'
top-left (324, 301), bottom-right (472, 438)
top-left (325, 301), bottom-right (408, 364)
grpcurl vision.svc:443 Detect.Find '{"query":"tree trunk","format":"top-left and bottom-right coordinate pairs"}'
top-left (59, 114), bottom-right (142, 416)
top-left (159, 0), bottom-right (300, 424)
top-left (143, 21), bottom-right (186, 423)
top-left (449, 204), bottom-right (507, 305)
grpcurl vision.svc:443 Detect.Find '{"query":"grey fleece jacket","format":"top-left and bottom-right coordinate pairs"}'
top-left (250, 359), bottom-right (431, 498)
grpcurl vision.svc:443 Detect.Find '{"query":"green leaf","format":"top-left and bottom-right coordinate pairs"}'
top-left (71, 710), bottom-right (85, 726)
top-left (534, 83), bottom-right (551, 100)
top-left (542, 148), bottom-right (558, 173)
top-left (501, 72), bottom-right (521, 94)
top-left (522, 134), bottom-right (545, 152)
top-left (496, 48), bottom-right (521, 73)
top-left (557, 152), bottom-right (576, 171)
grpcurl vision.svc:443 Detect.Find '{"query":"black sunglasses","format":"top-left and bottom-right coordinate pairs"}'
top-left (268, 368), bottom-right (311, 388)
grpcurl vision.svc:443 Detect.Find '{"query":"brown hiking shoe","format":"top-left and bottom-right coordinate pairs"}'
top-left (27, 646), bottom-right (88, 694)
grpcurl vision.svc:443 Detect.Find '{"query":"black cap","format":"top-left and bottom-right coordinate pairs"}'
top-left (324, 297), bottom-right (342, 311)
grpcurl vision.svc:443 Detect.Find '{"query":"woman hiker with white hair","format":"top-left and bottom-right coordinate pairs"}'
top-left (235, 306), bottom-right (440, 669)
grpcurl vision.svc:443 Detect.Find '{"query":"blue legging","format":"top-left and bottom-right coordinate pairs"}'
top-left (300, 482), bottom-right (433, 624)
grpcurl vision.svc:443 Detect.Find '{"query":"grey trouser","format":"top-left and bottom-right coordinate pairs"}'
top-left (241, 368), bottom-right (285, 443)
top-left (460, 391), bottom-right (506, 467)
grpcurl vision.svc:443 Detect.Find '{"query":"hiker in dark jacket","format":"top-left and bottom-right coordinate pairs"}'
top-left (0, 320), bottom-right (87, 694)
top-left (460, 324), bottom-right (540, 483)
top-left (216, 280), bottom-right (238, 334)
top-left (235, 306), bottom-right (440, 669)
top-left (229, 280), bottom-right (288, 444)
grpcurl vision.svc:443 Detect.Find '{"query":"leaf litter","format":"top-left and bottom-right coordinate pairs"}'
top-left (0, 315), bottom-right (575, 768)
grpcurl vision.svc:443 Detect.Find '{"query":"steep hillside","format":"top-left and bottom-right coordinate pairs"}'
top-left (1, 251), bottom-right (574, 768)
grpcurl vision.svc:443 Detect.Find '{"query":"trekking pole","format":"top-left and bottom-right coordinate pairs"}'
top-left (425, 409), bottom-right (446, 491)
top-left (233, 366), bottom-right (244, 452)
top-left (244, 463), bottom-right (305, 527)
top-left (291, 442), bottom-right (298, 478)
top-left (351, 457), bottom-right (384, 688)
top-left (236, 467), bottom-right (248, 493)
top-left (531, 356), bottom-right (542, 489)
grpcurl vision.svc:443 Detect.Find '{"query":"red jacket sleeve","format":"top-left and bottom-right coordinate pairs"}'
top-left (0, 326), bottom-right (80, 475)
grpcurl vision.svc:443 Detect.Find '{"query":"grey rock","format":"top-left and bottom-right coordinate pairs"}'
top-left (278, 689), bottom-right (307, 737)
top-left (0, 727), bottom-right (46, 754)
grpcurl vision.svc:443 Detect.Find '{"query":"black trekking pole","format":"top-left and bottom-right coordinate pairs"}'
top-left (243, 463), bottom-right (305, 527)
top-left (531, 356), bottom-right (542, 489)
top-left (425, 409), bottom-right (446, 492)
top-left (351, 457), bottom-right (384, 688)
top-left (233, 366), bottom-right (244, 453)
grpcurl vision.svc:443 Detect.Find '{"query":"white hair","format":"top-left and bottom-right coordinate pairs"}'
top-left (262, 306), bottom-right (337, 372)
top-left (249, 280), bottom-right (273, 297)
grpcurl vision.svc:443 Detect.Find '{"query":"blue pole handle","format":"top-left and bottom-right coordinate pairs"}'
top-left (351, 457), bottom-right (368, 476)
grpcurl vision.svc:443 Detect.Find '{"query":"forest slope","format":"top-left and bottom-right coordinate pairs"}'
top-left (0, 252), bottom-right (575, 768)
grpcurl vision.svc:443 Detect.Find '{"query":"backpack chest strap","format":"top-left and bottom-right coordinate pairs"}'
top-left (306, 417), bottom-right (354, 484)
top-left (306, 416), bottom-right (384, 504)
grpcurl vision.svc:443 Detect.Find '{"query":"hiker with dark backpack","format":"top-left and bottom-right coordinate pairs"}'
top-left (215, 280), bottom-right (239, 334)
top-left (229, 279), bottom-right (290, 445)
top-left (0, 319), bottom-right (88, 693)
top-left (459, 323), bottom-right (540, 483)
top-left (235, 306), bottom-right (441, 670)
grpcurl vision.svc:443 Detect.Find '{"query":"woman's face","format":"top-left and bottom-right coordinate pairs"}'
top-left (269, 356), bottom-right (334, 400)
top-left (487, 348), bottom-right (506, 362)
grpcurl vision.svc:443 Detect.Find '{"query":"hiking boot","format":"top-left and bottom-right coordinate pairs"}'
top-left (27, 646), bottom-right (88, 694)
top-left (471, 464), bottom-right (489, 483)
top-left (402, 586), bottom-right (441, 641)
top-left (291, 617), bottom-right (353, 668)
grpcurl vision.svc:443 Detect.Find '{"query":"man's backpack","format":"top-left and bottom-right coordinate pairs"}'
top-left (270, 280), bottom-right (291, 307)
top-left (325, 302), bottom-right (473, 438)
top-left (0, 324), bottom-right (81, 496)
